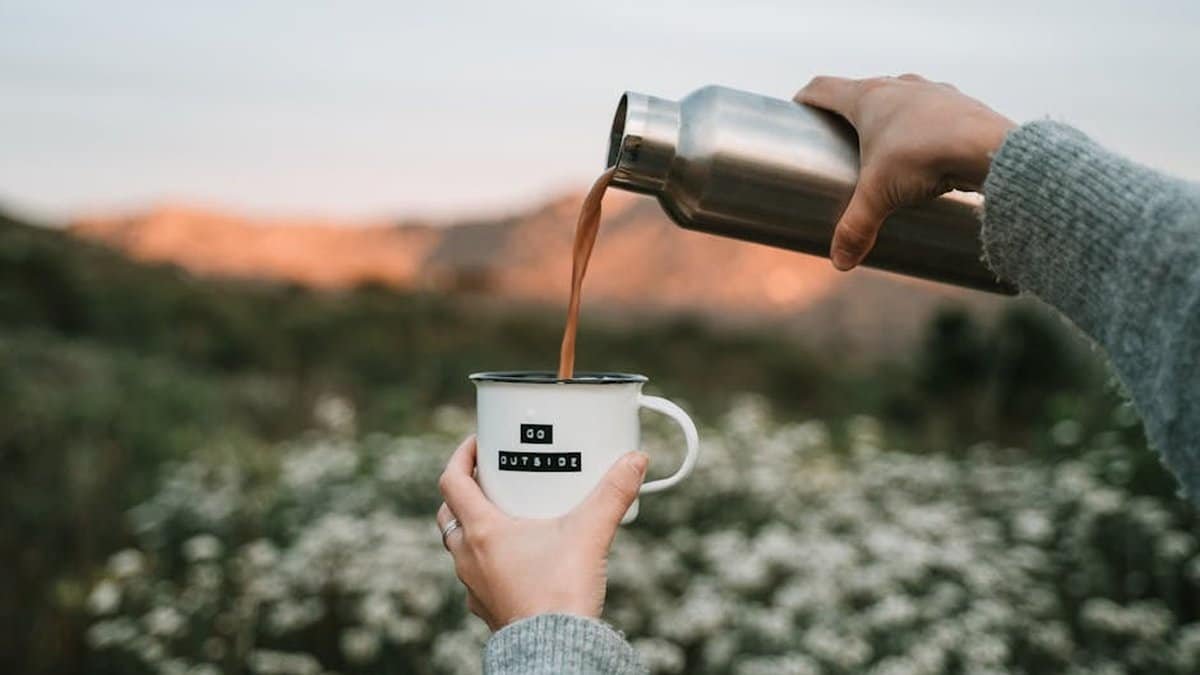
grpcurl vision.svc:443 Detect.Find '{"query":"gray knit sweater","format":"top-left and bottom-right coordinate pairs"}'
top-left (481, 120), bottom-right (1200, 674)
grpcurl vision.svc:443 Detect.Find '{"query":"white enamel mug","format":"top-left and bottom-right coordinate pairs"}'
top-left (470, 371), bottom-right (700, 523)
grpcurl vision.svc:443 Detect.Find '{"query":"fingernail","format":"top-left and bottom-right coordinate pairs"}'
top-left (628, 452), bottom-right (649, 476)
top-left (831, 247), bottom-right (855, 271)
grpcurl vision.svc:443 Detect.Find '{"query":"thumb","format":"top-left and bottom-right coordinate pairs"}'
top-left (574, 452), bottom-right (649, 532)
top-left (831, 172), bottom-right (891, 271)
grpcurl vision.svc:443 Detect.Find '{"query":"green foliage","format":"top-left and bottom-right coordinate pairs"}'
top-left (0, 209), bottom-right (1180, 674)
top-left (81, 402), bottom-right (1200, 675)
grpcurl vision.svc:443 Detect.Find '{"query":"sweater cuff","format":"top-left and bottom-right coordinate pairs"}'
top-left (981, 120), bottom-right (1177, 336)
top-left (981, 119), bottom-right (1200, 504)
top-left (483, 614), bottom-right (645, 675)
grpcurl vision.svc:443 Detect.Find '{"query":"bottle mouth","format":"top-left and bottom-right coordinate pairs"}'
top-left (605, 91), bottom-right (680, 195)
top-left (606, 94), bottom-right (629, 169)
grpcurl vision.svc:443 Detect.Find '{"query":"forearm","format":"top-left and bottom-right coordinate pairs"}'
top-left (982, 120), bottom-right (1200, 503)
top-left (483, 614), bottom-right (646, 675)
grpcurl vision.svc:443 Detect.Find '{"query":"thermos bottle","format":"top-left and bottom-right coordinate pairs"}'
top-left (606, 85), bottom-right (1013, 294)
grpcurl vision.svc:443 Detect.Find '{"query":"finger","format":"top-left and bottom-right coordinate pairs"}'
top-left (437, 502), bottom-right (464, 551)
top-left (439, 435), bottom-right (499, 524)
top-left (831, 171), bottom-right (892, 270)
top-left (572, 452), bottom-right (649, 533)
top-left (794, 76), bottom-right (861, 121)
top-left (437, 502), bottom-right (453, 529)
top-left (896, 73), bottom-right (927, 82)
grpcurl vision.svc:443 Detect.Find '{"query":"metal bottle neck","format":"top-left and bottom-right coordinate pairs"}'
top-left (606, 92), bottom-right (681, 195)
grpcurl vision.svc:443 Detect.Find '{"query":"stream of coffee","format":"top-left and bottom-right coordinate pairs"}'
top-left (556, 167), bottom-right (616, 379)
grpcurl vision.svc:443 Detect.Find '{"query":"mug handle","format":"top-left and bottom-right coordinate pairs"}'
top-left (637, 395), bottom-right (700, 493)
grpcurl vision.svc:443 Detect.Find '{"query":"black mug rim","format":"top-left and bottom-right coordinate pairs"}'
top-left (469, 371), bottom-right (648, 385)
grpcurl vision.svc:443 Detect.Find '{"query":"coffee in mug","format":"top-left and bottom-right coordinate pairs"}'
top-left (470, 371), bottom-right (699, 523)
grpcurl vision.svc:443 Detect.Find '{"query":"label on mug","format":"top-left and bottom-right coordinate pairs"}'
top-left (498, 450), bottom-right (581, 472)
top-left (520, 423), bottom-right (553, 444)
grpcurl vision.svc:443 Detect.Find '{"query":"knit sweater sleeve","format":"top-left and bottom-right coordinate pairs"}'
top-left (482, 614), bottom-right (646, 675)
top-left (982, 120), bottom-right (1200, 504)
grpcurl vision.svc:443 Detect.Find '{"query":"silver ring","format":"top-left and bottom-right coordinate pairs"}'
top-left (440, 518), bottom-right (461, 546)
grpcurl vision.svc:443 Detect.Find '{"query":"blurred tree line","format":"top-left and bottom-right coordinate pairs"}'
top-left (0, 209), bottom-right (1171, 674)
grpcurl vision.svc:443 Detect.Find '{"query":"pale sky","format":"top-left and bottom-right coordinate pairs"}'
top-left (2, 0), bottom-right (1199, 222)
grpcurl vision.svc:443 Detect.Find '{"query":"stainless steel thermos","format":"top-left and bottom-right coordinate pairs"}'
top-left (606, 86), bottom-right (1013, 294)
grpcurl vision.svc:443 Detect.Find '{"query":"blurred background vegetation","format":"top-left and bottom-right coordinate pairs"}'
top-left (1, 207), bottom-right (1192, 674)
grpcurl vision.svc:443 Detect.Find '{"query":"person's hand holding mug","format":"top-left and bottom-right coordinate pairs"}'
top-left (794, 74), bottom-right (1015, 270)
top-left (436, 435), bottom-right (648, 630)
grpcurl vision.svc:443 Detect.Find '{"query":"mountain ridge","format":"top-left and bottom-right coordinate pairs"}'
top-left (68, 192), bottom-right (1002, 350)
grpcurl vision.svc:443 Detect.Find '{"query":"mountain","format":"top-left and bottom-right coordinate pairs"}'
top-left (71, 204), bottom-right (441, 289)
top-left (69, 193), bottom-right (1003, 350)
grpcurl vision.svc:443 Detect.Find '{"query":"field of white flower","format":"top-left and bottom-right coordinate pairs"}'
top-left (85, 397), bottom-right (1200, 675)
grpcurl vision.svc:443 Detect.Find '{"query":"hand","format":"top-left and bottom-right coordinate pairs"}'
top-left (436, 436), bottom-right (649, 630)
top-left (794, 74), bottom-right (1016, 270)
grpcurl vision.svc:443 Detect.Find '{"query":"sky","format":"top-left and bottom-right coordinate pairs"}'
top-left (2, 1), bottom-right (1199, 222)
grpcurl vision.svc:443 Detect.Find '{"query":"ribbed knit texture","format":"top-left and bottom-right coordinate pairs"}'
top-left (483, 614), bottom-right (645, 674)
top-left (983, 120), bottom-right (1200, 504)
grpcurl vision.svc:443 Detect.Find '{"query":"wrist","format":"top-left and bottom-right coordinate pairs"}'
top-left (949, 109), bottom-right (1016, 191)
top-left (497, 596), bottom-right (600, 630)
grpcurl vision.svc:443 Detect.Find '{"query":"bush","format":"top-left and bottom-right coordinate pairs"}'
top-left (84, 398), bottom-right (1200, 674)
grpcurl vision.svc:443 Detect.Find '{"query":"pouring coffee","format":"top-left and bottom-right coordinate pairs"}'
top-left (473, 85), bottom-right (1018, 522)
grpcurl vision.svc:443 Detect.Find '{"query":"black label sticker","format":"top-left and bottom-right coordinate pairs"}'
top-left (498, 451), bottom-right (580, 472)
top-left (520, 423), bottom-right (553, 444)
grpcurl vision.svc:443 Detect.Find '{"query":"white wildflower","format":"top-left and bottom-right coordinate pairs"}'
top-left (429, 629), bottom-right (484, 675)
top-left (1158, 532), bottom-right (1196, 561)
top-left (735, 654), bottom-right (820, 675)
top-left (803, 624), bottom-right (872, 669)
top-left (431, 405), bottom-right (472, 434)
top-left (86, 618), bottom-right (139, 648)
top-left (340, 627), bottom-right (381, 665)
top-left (633, 637), bottom-right (685, 674)
top-left (1082, 598), bottom-right (1174, 641)
top-left (1013, 509), bottom-right (1053, 543)
top-left (82, 416), bottom-right (1200, 674)
top-left (88, 579), bottom-right (121, 615)
top-left (1051, 419), bottom-right (1083, 446)
top-left (144, 606), bottom-right (186, 637)
top-left (314, 394), bottom-right (356, 436)
top-left (109, 549), bottom-right (146, 579)
top-left (248, 649), bottom-right (323, 675)
top-left (183, 534), bottom-right (223, 563)
top-left (384, 617), bottom-right (427, 644)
